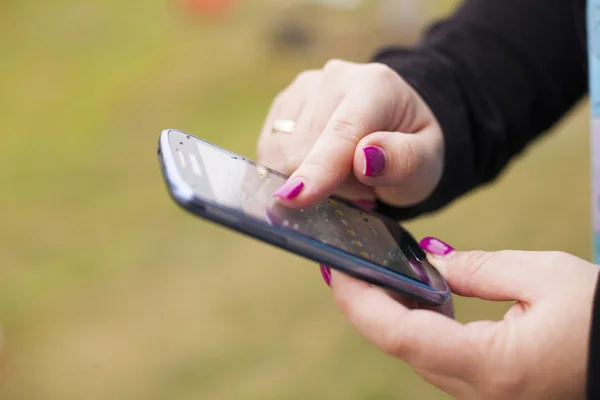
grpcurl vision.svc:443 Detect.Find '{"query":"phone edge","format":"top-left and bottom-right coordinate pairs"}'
top-left (157, 129), bottom-right (450, 306)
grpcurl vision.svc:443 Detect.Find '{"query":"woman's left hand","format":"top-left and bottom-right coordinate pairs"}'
top-left (327, 239), bottom-right (599, 400)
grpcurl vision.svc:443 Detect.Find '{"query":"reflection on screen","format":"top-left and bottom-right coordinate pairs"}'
top-left (177, 136), bottom-right (427, 283)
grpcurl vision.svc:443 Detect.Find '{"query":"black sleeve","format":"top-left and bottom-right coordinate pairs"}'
top-left (589, 274), bottom-right (600, 399)
top-left (372, 0), bottom-right (588, 220)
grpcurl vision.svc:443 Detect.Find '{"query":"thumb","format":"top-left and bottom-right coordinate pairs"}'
top-left (420, 237), bottom-right (550, 302)
top-left (353, 128), bottom-right (443, 206)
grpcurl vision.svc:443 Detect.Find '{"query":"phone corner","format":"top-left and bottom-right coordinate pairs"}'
top-left (159, 128), bottom-right (169, 138)
top-left (169, 183), bottom-right (195, 206)
top-left (157, 130), bottom-right (195, 206)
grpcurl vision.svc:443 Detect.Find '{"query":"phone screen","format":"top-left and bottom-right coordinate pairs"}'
top-left (169, 131), bottom-right (440, 287)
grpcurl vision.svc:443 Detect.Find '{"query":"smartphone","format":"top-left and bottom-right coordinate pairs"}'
top-left (157, 129), bottom-right (450, 305)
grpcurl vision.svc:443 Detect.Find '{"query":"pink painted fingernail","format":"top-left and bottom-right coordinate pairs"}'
top-left (363, 146), bottom-right (386, 177)
top-left (320, 265), bottom-right (331, 287)
top-left (273, 177), bottom-right (304, 200)
top-left (353, 200), bottom-right (376, 210)
top-left (419, 237), bottom-right (455, 256)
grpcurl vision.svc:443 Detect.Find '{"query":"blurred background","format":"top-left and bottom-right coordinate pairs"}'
top-left (0, 0), bottom-right (591, 399)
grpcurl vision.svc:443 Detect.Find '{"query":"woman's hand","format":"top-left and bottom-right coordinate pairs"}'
top-left (327, 238), bottom-right (599, 400)
top-left (257, 59), bottom-right (444, 208)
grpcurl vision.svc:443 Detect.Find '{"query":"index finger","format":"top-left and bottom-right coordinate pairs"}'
top-left (272, 89), bottom-right (393, 208)
top-left (329, 270), bottom-right (481, 379)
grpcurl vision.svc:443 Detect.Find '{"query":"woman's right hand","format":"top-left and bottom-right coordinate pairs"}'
top-left (257, 59), bottom-right (445, 208)
top-left (328, 241), bottom-right (600, 400)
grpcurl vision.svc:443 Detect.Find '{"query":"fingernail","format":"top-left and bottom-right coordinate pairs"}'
top-left (320, 265), bottom-right (331, 287)
top-left (353, 199), bottom-right (376, 210)
top-left (273, 177), bottom-right (304, 200)
top-left (363, 146), bottom-right (386, 177)
top-left (419, 237), bottom-right (455, 257)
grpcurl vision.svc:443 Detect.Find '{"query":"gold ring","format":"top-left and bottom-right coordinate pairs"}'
top-left (272, 119), bottom-right (296, 134)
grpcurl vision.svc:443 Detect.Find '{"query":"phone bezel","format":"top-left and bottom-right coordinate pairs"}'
top-left (157, 129), bottom-right (451, 305)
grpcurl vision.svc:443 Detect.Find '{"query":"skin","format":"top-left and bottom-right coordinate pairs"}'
top-left (257, 59), bottom-right (444, 207)
top-left (331, 250), bottom-right (598, 400)
top-left (257, 59), bottom-right (600, 398)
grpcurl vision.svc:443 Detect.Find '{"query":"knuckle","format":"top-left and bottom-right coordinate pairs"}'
top-left (379, 331), bottom-right (407, 357)
top-left (363, 64), bottom-right (403, 107)
top-left (328, 116), bottom-right (365, 144)
top-left (541, 251), bottom-right (574, 276)
top-left (377, 313), bottom-right (424, 360)
top-left (272, 91), bottom-right (286, 106)
top-left (395, 140), bottom-right (423, 181)
top-left (302, 157), bottom-right (339, 179)
top-left (324, 58), bottom-right (348, 72)
top-left (366, 62), bottom-right (396, 81)
top-left (379, 324), bottom-right (413, 359)
top-left (544, 250), bottom-right (570, 262)
top-left (331, 118), bottom-right (358, 138)
top-left (301, 147), bottom-right (347, 181)
top-left (462, 250), bottom-right (498, 281)
top-left (295, 69), bottom-right (319, 83)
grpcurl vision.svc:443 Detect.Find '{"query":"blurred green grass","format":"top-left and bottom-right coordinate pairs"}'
top-left (0, 1), bottom-right (591, 399)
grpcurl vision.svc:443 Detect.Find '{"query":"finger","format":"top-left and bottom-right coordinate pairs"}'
top-left (277, 95), bottom-right (306, 122)
top-left (257, 71), bottom-right (319, 168)
top-left (303, 59), bottom-right (362, 138)
top-left (274, 79), bottom-right (343, 173)
top-left (257, 93), bottom-right (290, 168)
top-left (419, 295), bottom-right (455, 319)
top-left (299, 76), bottom-right (376, 203)
top-left (273, 89), bottom-right (394, 207)
top-left (257, 93), bottom-right (282, 143)
top-left (290, 78), bottom-right (375, 202)
top-left (353, 129), bottom-right (443, 206)
top-left (263, 96), bottom-right (375, 203)
top-left (329, 270), bottom-right (478, 378)
top-left (304, 76), bottom-right (345, 140)
top-left (278, 70), bottom-right (320, 121)
top-left (424, 244), bottom-right (553, 302)
top-left (299, 94), bottom-right (376, 202)
top-left (257, 100), bottom-right (302, 172)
